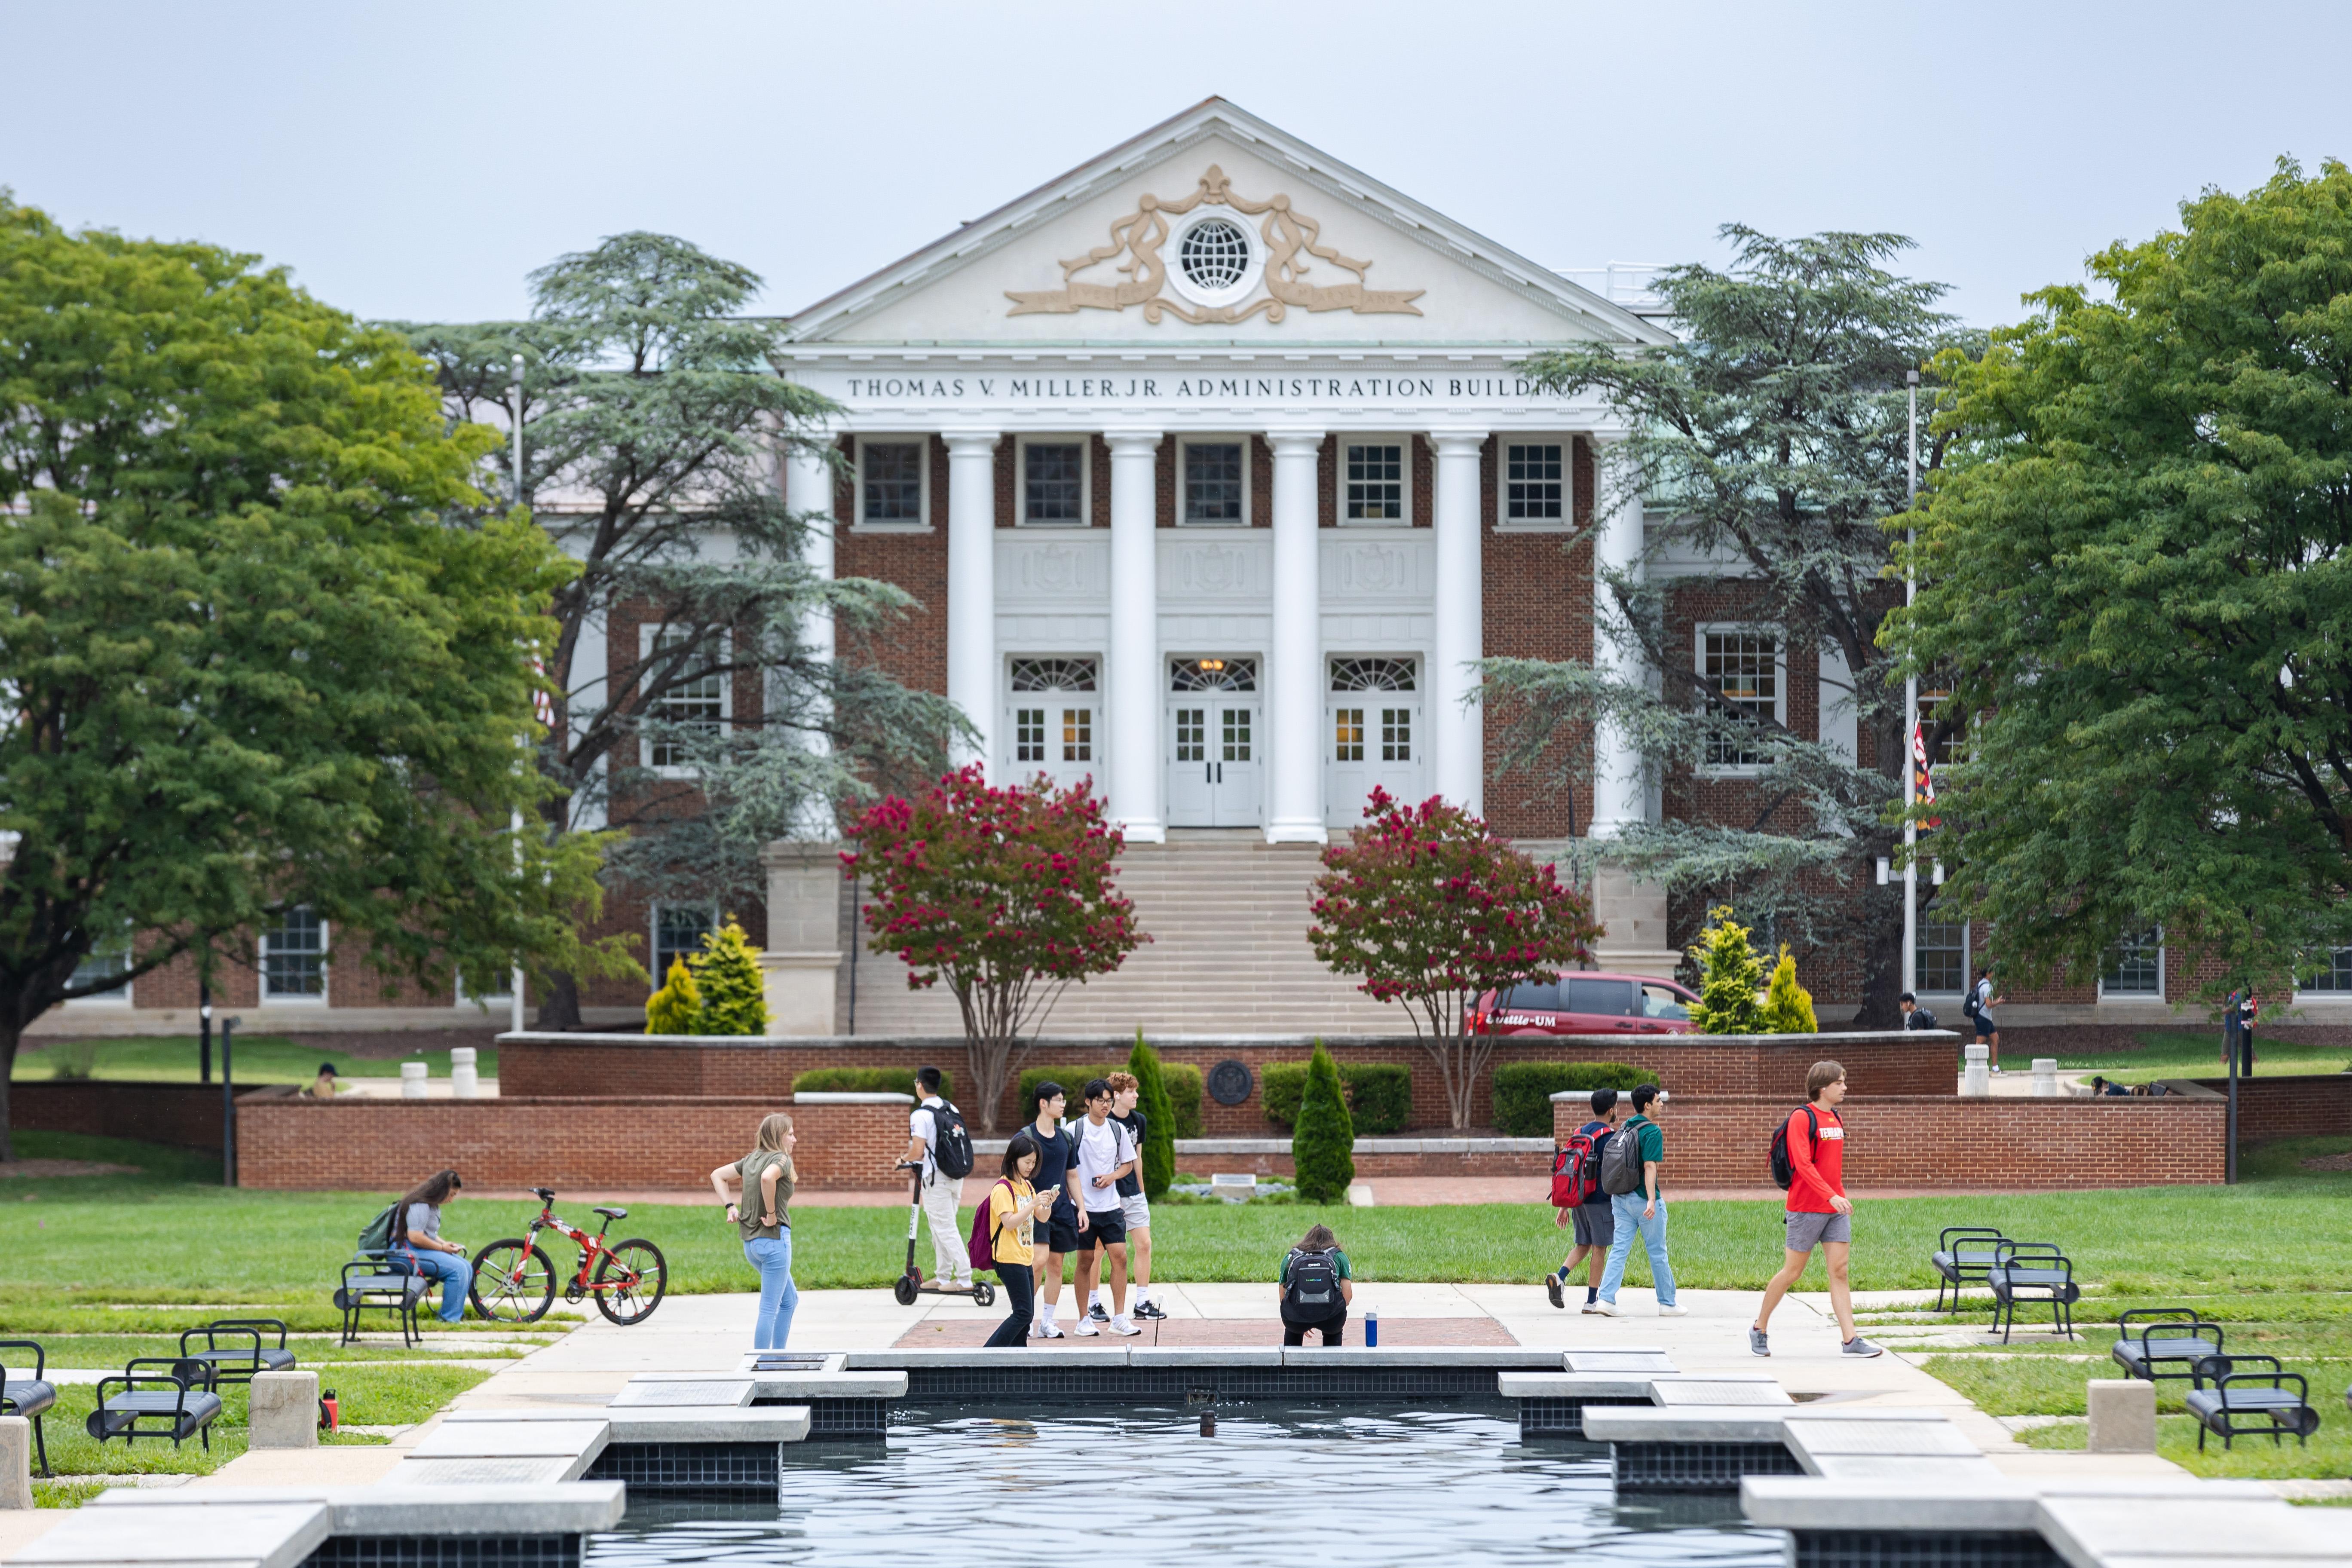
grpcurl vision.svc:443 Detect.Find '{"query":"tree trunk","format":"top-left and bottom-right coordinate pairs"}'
top-left (0, 1020), bottom-right (17, 1162)
top-left (534, 970), bottom-right (584, 1032)
top-left (1855, 884), bottom-right (1905, 1029)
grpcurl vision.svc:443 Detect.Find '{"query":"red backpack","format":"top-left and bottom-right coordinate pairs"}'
top-left (967, 1180), bottom-right (1008, 1272)
top-left (1551, 1129), bottom-right (1605, 1207)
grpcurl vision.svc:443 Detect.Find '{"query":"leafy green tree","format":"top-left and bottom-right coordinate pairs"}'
top-left (1486, 229), bottom-right (1972, 1026)
top-left (645, 957), bottom-right (702, 1035)
top-left (1291, 1041), bottom-right (1355, 1205)
top-left (1896, 160), bottom-right (2352, 994)
top-left (1760, 944), bottom-right (1819, 1033)
top-left (1126, 1030), bottom-right (1176, 1200)
top-left (689, 917), bottom-right (769, 1036)
top-left (1685, 907), bottom-right (1767, 1034)
top-left (0, 196), bottom-right (625, 1156)
top-left (404, 233), bottom-right (963, 1026)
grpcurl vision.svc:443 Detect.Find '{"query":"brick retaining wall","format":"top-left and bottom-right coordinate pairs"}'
top-left (1552, 1094), bottom-right (2225, 1189)
top-left (2183, 1074), bottom-right (2352, 1144)
top-left (234, 1097), bottom-right (910, 1192)
top-left (11, 1080), bottom-right (233, 1152)
top-left (496, 1031), bottom-right (1958, 1133)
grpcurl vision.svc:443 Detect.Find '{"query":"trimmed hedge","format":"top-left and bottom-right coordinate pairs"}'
top-left (1491, 1061), bottom-right (1648, 1138)
top-left (1015, 1063), bottom-right (1204, 1138)
top-left (792, 1066), bottom-right (948, 1099)
top-left (1260, 1061), bottom-right (1413, 1134)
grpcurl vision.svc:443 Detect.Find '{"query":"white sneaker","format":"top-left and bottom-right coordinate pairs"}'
top-left (1588, 1300), bottom-right (1620, 1317)
top-left (1111, 1315), bottom-right (1142, 1337)
top-left (1038, 1323), bottom-right (1065, 1339)
top-left (1659, 1305), bottom-right (1688, 1317)
top-left (1072, 1318), bottom-right (1101, 1337)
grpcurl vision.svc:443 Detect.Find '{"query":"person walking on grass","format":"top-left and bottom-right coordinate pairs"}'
top-left (389, 1170), bottom-right (471, 1323)
top-left (1750, 1063), bottom-right (1881, 1359)
top-left (1069, 1078), bottom-right (1141, 1338)
top-left (1548, 1088), bottom-right (1622, 1313)
top-left (1027, 1082), bottom-right (1078, 1338)
top-left (1592, 1084), bottom-right (1682, 1318)
top-left (711, 1112), bottom-right (798, 1349)
top-left (981, 1133), bottom-right (1054, 1347)
top-left (1088, 1072), bottom-right (1165, 1323)
top-left (903, 1066), bottom-right (971, 1292)
top-left (1278, 1223), bottom-right (1354, 1346)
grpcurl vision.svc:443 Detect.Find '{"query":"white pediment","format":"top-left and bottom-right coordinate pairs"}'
top-left (788, 102), bottom-right (1667, 350)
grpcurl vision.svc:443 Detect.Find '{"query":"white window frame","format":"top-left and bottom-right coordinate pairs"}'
top-left (1694, 624), bottom-right (1788, 777)
top-left (650, 903), bottom-right (715, 992)
top-left (2097, 927), bottom-right (2166, 1003)
top-left (1915, 915), bottom-right (1969, 998)
top-left (259, 907), bottom-right (329, 1005)
top-left (64, 931), bottom-right (135, 1008)
top-left (851, 435), bottom-right (931, 532)
top-left (1335, 435), bottom-right (1412, 527)
top-left (1496, 435), bottom-right (1575, 533)
top-left (1175, 435), bottom-right (1252, 528)
top-left (1014, 434), bottom-right (1093, 527)
top-left (2294, 946), bottom-right (2352, 1000)
top-left (640, 625), bottom-right (731, 778)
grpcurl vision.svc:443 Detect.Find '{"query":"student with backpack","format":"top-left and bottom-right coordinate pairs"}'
top-left (1751, 1061), bottom-right (1881, 1358)
top-left (903, 1066), bottom-right (974, 1292)
top-left (974, 1133), bottom-right (1053, 1347)
top-left (1965, 968), bottom-right (2004, 1072)
top-left (1026, 1082), bottom-right (1078, 1338)
top-left (1591, 1084), bottom-right (1681, 1317)
top-left (385, 1169), bottom-right (471, 1323)
top-left (1898, 992), bottom-right (1939, 1031)
top-left (1277, 1223), bottom-right (1354, 1345)
top-left (1547, 1089), bottom-right (1623, 1311)
top-left (1069, 1078), bottom-right (1141, 1337)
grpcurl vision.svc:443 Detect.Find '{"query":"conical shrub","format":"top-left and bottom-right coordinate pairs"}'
top-left (689, 917), bottom-right (769, 1036)
top-left (1759, 943), bottom-right (1818, 1033)
top-left (1127, 1029), bottom-right (1177, 1199)
top-left (1685, 905), bottom-right (1766, 1035)
top-left (1292, 1040), bottom-right (1356, 1204)
top-left (645, 956), bottom-right (702, 1035)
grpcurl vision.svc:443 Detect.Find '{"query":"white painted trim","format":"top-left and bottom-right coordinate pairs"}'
top-left (1163, 205), bottom-right (1264, 311)
top-left (649, 902), bottom-right (717, 990)
top-left (259, 908), bottom-right (330, 1005)
top-left (850, 434), bottom-right (932, 532)
top-left (1494, 434), bottom-right (1576, 533)
top-left (637, 623), bottom-right (732, 779)
top-left (1914, 915), bottom-right (1969, 999)
top-left (2294, 946), bottom-right (2352, 1001)
top-left (1692, 622), bottom-right (1787, 778)
top-left (1335, 434), bottom-right (1413, 527)
top-left (1013, 434), bottom-right (1094, 527)
top-left (2096, 927), bottom-right (2166, 1004)
top-left (1174, 434), bottom-right (1253, 528)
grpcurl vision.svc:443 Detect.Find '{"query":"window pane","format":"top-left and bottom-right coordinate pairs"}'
top-left (1381, 707), bottom-right (1411, 762)
top-left (1641, 983), bottom-right (1691, 1021)
top-left (1502, 979), bottom-right (1560, 1012)
top-left (649, 628), bottom-right (724, 768)
top-left (1506, 443), bottom-right (1563, 521)
top-left (1183, 443), bottom-right (1244, 524)
top-left (2102, 928), bottom-right (2163, 995)
top-left (1023, 443), bottom-right (1084, 524)
top-left (1175, 708), bottom-right (1205, 764)
top-left (1016, 707), bottom-right (1045, 763)
top-left (1344, 443), bottom-right (1403, 521)
top-left (1917, 916), bottom-right (1967, 992)
top-left (2304, 948), bottom-right (2352, 992)
top-left (863, 442), bottom-right (925, 523)
top-left (263, 907), bottom-right (326, 997)
top-left (1335, 707), bottom-right (1364, 762)
top-left (1062, 707), bottom-right (1091, 763)
top-left (1702, 632), bottom-right (1778, 767)
top-left (654, 905), bottom-right (712, 987)
top-left (72, 935), bottom-right (132, 998)
top-left (1564, 977), bottom-right (1635, 1017)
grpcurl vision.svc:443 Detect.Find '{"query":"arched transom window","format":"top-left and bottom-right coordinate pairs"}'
top-left (1010, 657), bottom-right (1099, 693)
top-left (1170, 657), bottom-right (1258, 692)
top-left (1329, 656), bottom-right (1418, 693)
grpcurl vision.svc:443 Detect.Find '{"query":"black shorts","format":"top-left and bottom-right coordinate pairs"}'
top-left (1078, 1210), bottom-right (1127, 1249)
top-left (1044, 1216), bottom-right (1081, 1256)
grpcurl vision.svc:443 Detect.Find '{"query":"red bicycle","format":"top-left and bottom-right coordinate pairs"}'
top-left (469, 1187), bottom-right (668, 1326)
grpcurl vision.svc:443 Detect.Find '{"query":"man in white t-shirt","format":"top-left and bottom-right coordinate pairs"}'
top-left (1069, 1078), bottom-right (1140, 1337)
top-left (903, 1065), bottom-right (970, 1290)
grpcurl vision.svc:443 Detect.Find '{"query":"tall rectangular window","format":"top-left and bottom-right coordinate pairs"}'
top-left (1174, 708), bottom-right (1205, 764)
top-left (861, 441), bottom-right (925, 525)
top-left (71, 933), bottom-right (132, 1000)
top-left (1335, 708), bottom-right (1365, 762)
top-left (2102, 928), bottom-right (2163, 997)
top-left (1015, 708), bottom-right (1046, 764)
top-left (262, 907), bottom-right (326, 998)
top-left (1023, 441), bottom-right (1084, 524)
top-left (1505, 442), bottom-right (1564, 522)
top-left (1701, 631), bottom-right (1779, 768)
top-left (1381, 707), bottom-right (1412, 761)
top-left (1182, 442), bottom-right (1244, 524)
top-left (653, 905), bottom-right (713, 987)
top-left (649, 628), bottom-right (725, 768)
top-left (1344, 442), bottom-right (1404, 521)
top-left (2303, 948), bottom-right (2352, 992)
top-left (1222, 708), bottom-right (1252, 762)
top-left (1060, 707), bottom-right (1092, 763)
top-left (1917, 915), bottom-right (1967, 993)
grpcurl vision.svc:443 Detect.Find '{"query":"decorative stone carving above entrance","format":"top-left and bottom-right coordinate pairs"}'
top-left (1177, 543), bottom-right (1251, 594)
top-left (1005, 164), bottom-right (1425, 325)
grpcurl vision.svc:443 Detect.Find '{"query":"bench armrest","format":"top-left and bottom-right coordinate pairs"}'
top-left (0, 1340), bottom-right (44, 1381)
top-left (1937, 1225), bottom-right (2007, 1252)
top-left (179, 1323), bottom-right (263, 1358)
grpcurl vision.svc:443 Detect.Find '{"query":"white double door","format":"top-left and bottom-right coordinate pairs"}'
top-left (1326, 698), bottom-right (1424, 824)
top-left (1165, 697), bottom-right (1263, 827)
top-left (1006, 698), bottom-right (1099, 791)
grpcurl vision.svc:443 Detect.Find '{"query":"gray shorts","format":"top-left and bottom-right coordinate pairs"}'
top-left (1121, 1192), bottom-right (1151, 1232)
top-left (1571, 1201), bottom-right (1615, 1248)
top-left (1785, 1210), bottom-right (1852, 1253)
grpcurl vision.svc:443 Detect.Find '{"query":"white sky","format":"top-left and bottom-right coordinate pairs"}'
top-left (8, 0), bottom-right (2349, 330)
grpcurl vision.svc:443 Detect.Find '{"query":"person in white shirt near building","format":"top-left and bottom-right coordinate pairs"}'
top-left (1069, 1078), bottom-right (1141, 1337)
top-left (902, 1066), bottom-right (972, 1291)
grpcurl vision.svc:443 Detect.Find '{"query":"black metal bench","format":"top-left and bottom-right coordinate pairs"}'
top-left (85, 1360), bottom-right (225, 1450)
top-left (2110, 1309), bottom-right (2226, 1387)
top-left (1987, 1241), bottom-right (2080, 1343)
top-left (2184, 1356), bottom-right (2321, 1451)
top-left (1929, 1226), bottom-right (2010, 1313)
top-left (171, 1318), bottom-right (297, 1387)
top-left (336, 1256), bottom-right (426, 1347)
top-left (0, 1339), bottom-right (56, 1478)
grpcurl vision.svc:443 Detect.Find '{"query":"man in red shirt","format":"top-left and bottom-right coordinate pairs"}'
top-left (1750, 1060), bottom-right (1880, 1358)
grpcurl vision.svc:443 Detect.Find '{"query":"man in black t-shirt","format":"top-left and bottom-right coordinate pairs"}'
top-left (1026, 1082), bottom-right (1078, 1338)
top-left (1089, 1071), bottom-right (1164, 1320)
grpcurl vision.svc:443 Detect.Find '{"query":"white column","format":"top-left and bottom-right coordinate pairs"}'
top-left (1588, 437), bottom-right (1648, 839)
top-left (943, 431), bottom-right (999, 773)
top-left (1430, 431), bottom-right (1487, 814)
top-left (1267, 430), bottom-right (1326, 843)
top-left (1106, 431), bottom-right (1164, 842)
top-left (784, 441), bottom-right (836, 838)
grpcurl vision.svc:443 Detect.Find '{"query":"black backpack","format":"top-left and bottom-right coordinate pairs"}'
top-left (929, 1103), bottom-right (974, 1179)
top-left (1768, 1106), bottom-right (1820, 1191)
top-left (1282, 1248), bottom-right (1343, 1323)
top-left (1907, 1005), bottom-right (1939, 1031)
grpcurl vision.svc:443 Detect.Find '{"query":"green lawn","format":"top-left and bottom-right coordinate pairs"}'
top-left (11, 1036), bottom-right (499, 1085)
top-left (2052, 1029), bottom-right (2351, 1082)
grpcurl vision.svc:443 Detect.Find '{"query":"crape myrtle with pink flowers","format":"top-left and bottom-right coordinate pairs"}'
top-left (1309, 789), bottom-right (1604, 1130)
top-left (844, 765), bottom-right (1145, 1132)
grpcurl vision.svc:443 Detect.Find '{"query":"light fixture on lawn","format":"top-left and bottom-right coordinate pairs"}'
top-left (1876, 856), bottom-right (1892, 886)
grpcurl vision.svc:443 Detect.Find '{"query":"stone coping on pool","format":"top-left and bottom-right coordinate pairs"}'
top-left (835, 1345), bottom-right (1593, 1369)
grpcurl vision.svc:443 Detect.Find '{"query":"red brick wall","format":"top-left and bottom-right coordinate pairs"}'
top-left (835, 435), bottom-right (949, 698)
top-left (235, 1097), bottom-right (910, 1191)
top-left (2183, 1074), bottom-right (2352, 1143)
top-left (1554, 1093), bottom-right (2226, 1188)
top-left (12, 1080), bottom-right (232, 1151)
top-left (1483, 434), bottom-right (1595, 838)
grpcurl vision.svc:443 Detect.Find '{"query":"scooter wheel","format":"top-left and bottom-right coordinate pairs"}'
top-left (973, 1282), bottom-right (996, 1308)
top-left (892, 1275), bottom-right (919, 1306)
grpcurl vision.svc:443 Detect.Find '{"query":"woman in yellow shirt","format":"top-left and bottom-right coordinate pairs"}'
top-left (982, 1133), bottom-right (1052, 1347)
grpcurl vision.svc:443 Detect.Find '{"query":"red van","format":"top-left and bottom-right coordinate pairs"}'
top-left (1471, 971), bottom-right (1700, 1036)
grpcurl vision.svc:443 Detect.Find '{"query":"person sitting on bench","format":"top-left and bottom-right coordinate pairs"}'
top-left (387, 1169), bottom-right (470, 1323)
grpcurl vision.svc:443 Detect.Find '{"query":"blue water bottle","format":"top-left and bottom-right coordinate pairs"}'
top-left (1366, 1310), bottom-right (1378, 1347)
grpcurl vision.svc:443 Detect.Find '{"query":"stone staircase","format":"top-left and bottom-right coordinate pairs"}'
top-left (837, 832), bottom-right (1411, 1036)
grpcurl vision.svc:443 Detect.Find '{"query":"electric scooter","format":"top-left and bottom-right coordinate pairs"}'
top-left (891, 1161), bottom-right (996, 1307)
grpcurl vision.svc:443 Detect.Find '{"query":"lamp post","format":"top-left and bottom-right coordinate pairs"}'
top-left (197, 984), bottom-right (212, 1086)
top-left (509, 352), bottom-right (527, 1035)
top-left (220, 1016), bottom-right (239, 1187)
top-left (1902, 370), bottom-right (1920, 1008)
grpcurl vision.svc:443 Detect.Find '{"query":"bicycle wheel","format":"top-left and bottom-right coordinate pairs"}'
top-left (469, 1240), bottom-right (556, 1323)
top-left (594, 1238), bottom-right (668, 1325)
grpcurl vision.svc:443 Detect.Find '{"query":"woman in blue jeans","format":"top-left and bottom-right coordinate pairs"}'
top-left (711, 1114), bottom-right (797, 1348)
top-left (389, 1169), bottom-right (472, 1323)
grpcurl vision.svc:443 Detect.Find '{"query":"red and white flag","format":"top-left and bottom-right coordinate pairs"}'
top-left (1911, 720), bottom-right (1941, 829)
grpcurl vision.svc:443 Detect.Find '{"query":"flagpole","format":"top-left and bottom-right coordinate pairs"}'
top-left (1902, 370), bottom-right (1919, 1010)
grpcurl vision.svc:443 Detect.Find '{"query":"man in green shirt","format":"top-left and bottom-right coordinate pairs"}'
top-left (1592, 1084), bottom-right (1683, 1317)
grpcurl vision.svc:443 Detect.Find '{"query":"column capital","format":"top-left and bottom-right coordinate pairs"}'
top-left (1265, 429), bottom-right (1326, 457)
top-left (1427, 430), bottom-right (1489, 458)
top-left (940, 429), bottom-right (1001, 456)
top-left (1103, 430), bottom-right (1164, 456)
